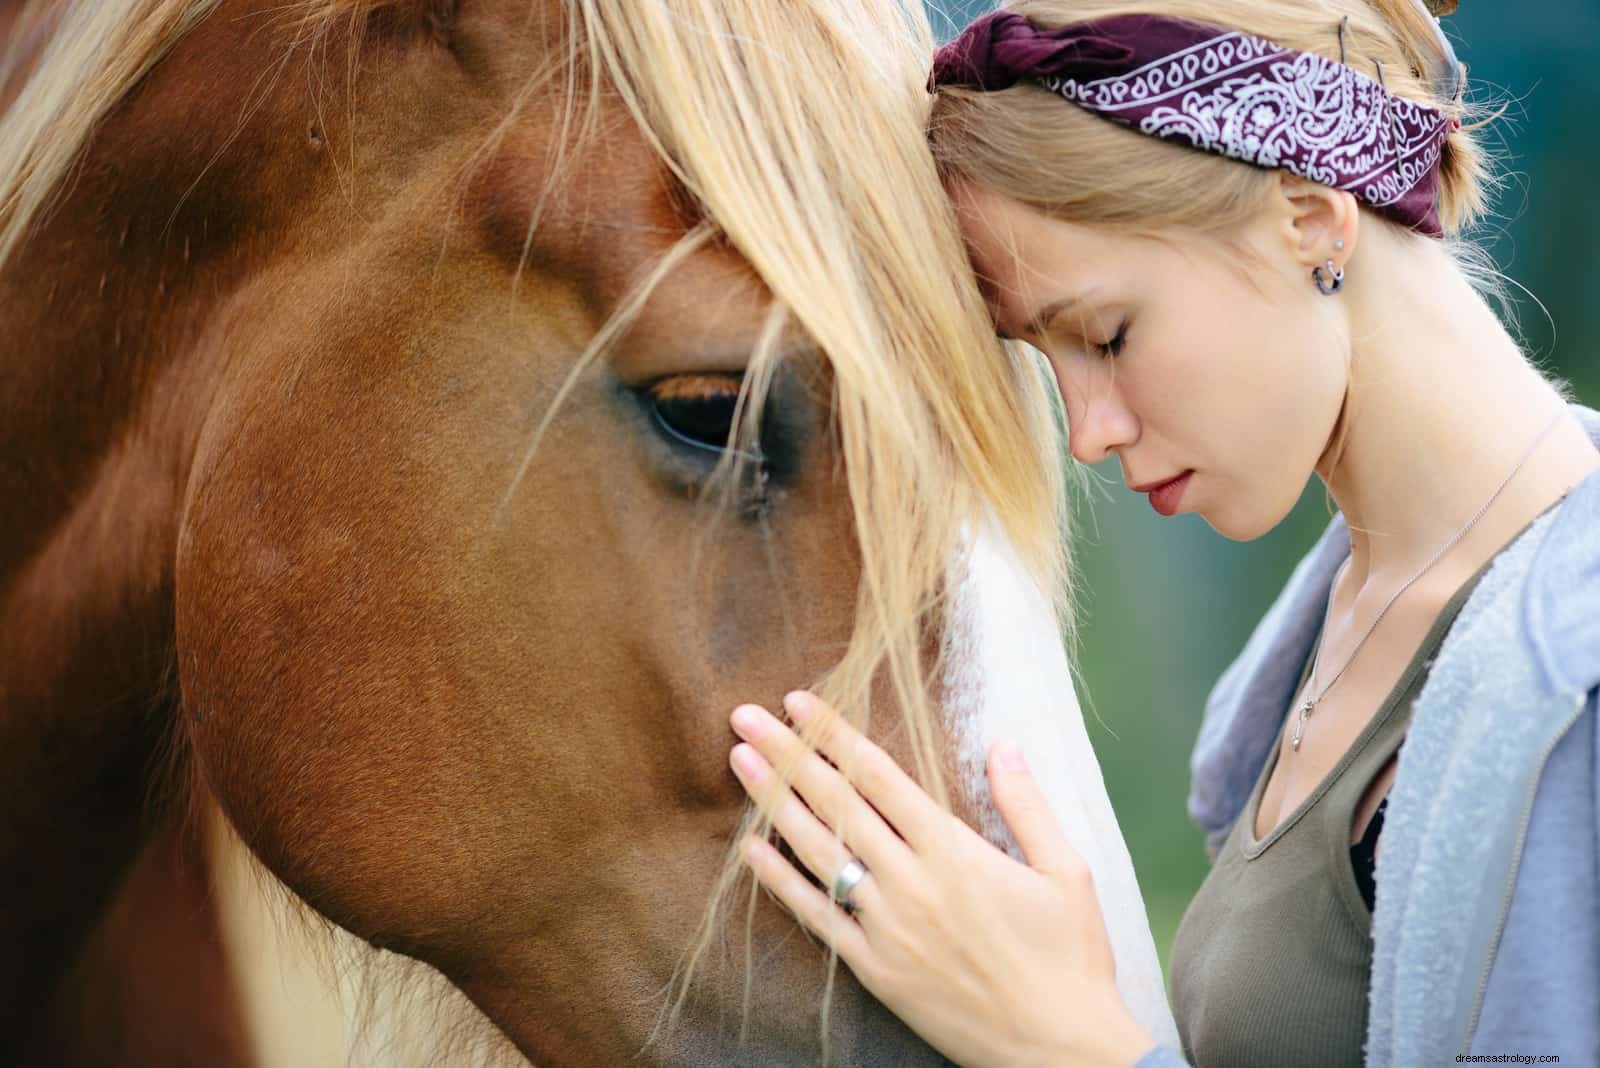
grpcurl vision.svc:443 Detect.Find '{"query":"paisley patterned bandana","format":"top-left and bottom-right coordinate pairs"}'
top-left (931, 12), bottom-right (1456, 237)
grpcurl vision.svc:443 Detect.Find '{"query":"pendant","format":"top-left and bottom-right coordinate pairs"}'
top-left (1291, 699), bottom-right (1314, 751)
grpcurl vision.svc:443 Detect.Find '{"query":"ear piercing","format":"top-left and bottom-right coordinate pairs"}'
top-left (1314, 239), bottom-right (1346, 295)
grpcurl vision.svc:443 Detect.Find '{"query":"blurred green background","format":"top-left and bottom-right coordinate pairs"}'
top-left (926, 1), bottom-right (1600, 970)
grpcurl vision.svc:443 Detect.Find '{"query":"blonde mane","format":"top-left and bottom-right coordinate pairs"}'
top-left (558, 2), bottom-right (1075, 1044)
top-left (0, 0), bottom-right (219, 267)
top-left (1, 0), bottom-right (1077, 1055)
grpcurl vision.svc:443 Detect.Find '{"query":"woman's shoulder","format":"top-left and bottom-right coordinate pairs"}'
top-left (1437, 450), bottom-right (1600, 701)
top-left (1366, 480), bottom-right (1599, 1065)
top-left (1398, 471), bottom-right (1598, 816)
top-left (1520, 456), bottom-right (1600, 697)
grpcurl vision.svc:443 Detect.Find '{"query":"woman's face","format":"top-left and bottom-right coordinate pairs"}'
top-left (951, 180), bottom-right (1350, 541)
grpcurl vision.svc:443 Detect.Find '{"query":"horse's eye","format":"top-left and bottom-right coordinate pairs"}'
top-left (648, 375), bottom-right (745, 455)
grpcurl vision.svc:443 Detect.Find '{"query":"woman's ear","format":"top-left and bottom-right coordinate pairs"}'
top-left (1271, 174), bottom-right (1360, 272)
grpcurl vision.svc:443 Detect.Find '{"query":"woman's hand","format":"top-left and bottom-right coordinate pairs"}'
top-left (728, 691), bottom-right (1156, 1068)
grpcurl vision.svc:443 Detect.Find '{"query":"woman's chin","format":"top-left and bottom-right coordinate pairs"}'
top-left (1198, 503), bottom-right (1287, 543)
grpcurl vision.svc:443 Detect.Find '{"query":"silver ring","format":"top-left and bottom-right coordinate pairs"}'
top-left (1313, 259), bottom-right (1345, 296)
top-left (831, 857), bottom-right (869, 914)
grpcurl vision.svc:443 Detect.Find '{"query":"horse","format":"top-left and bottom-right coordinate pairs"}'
top-left (0, 0), bottom-right (1178, 1063)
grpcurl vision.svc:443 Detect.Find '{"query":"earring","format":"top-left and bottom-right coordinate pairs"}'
top-left (1313, 255), bottom-right (1345, 296)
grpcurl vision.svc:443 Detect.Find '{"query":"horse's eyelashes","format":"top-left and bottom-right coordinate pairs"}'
top-left (641, 373), bottom-right (802, 508)
top-left (647, 375), bottom-right (748, 455)
top-left (652, 389), bottom-right (739, 450)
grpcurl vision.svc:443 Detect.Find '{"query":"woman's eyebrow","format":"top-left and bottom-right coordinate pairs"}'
top-left (1023, 295), bottom-right (1079, 337)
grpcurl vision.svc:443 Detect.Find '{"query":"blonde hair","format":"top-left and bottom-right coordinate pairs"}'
top-left (559, 0), bottom-right (1077, 1047)
top-left (1, 0), bottom-right (1075, 1053)
top-left (930, 0), bottom-right (1491, 238)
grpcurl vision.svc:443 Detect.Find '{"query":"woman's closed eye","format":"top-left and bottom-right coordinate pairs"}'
top-left (1091, 320), bottom-right (1128, 359)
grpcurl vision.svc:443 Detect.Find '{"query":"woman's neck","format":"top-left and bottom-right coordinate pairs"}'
top-left (1315, 230), bottom-right (1598, 595)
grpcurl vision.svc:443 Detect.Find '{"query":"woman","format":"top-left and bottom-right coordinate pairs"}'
top-left (724, 1), bottom-right (1600, 1065)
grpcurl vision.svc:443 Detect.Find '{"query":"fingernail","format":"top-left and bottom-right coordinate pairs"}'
top-left (730, 704), bottom-right (765, 736)
top-left (783, 691), bottom-right (813, 720)
top-left (995, 740), bottom-right (1028, 773)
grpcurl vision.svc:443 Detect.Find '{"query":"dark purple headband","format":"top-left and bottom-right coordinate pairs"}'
top-left (932, 12), bottom-right (1454, 237)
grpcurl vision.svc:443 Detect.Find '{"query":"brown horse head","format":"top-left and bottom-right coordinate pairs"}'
top-left (0, 0), bottom-right (1146, 1064)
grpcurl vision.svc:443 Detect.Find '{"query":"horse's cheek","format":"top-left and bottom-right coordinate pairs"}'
top-left (174, 481), bottom-right (370, 938)
top-left (171, 395), bottom-right (495, 969)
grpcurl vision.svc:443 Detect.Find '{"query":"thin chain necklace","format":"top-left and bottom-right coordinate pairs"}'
top-left (1290, 408), bottom-right (1567, 752)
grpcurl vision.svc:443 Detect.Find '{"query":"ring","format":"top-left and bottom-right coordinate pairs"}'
top-left (831, 856), bottom-right (869, 914)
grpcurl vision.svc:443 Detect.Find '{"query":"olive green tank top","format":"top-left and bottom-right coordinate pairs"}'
top-left (1167, 561), bottom-right (1494, 1068)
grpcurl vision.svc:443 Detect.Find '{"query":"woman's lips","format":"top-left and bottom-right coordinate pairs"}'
top-left (1135, 470), bottom-right (1193, 516)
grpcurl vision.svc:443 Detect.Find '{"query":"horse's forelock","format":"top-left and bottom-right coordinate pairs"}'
top-left (560, 0), bottom-right (1077, 1046)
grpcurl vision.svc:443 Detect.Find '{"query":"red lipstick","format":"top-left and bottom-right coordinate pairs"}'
top-left (1131, 471), bottom-right (1193, 516)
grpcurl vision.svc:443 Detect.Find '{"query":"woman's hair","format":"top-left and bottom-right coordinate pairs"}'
top-left (929, 0), bottom-right (1493, 241)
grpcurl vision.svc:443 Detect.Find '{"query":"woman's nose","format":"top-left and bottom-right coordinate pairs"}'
top-left (1065, 387), bottom-right (1139, 466)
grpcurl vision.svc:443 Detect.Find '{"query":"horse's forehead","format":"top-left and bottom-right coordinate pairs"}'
top-left (466, 3), bottom-right (783, 348)
top-left (467, 109), bottom-right (777, 372)
top-left (471, 121), bottom-right (677, 284)
top-left (127, 0), bottom-right (771, 347)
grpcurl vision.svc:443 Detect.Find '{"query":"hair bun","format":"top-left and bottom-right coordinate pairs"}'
top-left (1391, 0), bottom-right (1466, 103)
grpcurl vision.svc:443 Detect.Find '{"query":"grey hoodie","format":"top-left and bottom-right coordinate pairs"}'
top-left (1136, 405), bottom-right (1600, 1067)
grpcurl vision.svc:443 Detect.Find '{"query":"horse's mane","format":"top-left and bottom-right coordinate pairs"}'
top-left (552, 1), bottom-right (1079, 1046)
top-left (0, 0), bottom-right (218, 267)
top-left (0, 0), bottom-right (1077, 1054)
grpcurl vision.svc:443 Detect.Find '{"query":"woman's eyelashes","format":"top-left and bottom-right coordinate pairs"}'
top-left (1091, 320), bottom-right (1128, 359)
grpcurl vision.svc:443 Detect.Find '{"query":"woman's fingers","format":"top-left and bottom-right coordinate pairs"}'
top-left (729, 703), bottom-right (917, 876)
top-left (726, 701), bottom-right (1149, 1068)
top-left (730, 742), bottom-right (885, 917)
top-left (740, 836), bottom-right (872, 966)
top-left (777, 691), bottom-right (948, 851)
top-left (987, 740), bottom-right (1077, 876)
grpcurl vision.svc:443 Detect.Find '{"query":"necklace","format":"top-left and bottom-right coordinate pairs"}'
top-left (1290, 408), bottom-right (1567, 752)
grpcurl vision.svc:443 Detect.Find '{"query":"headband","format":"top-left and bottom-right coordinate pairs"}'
top-left (931, 12), bottom-right (1457, 237)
